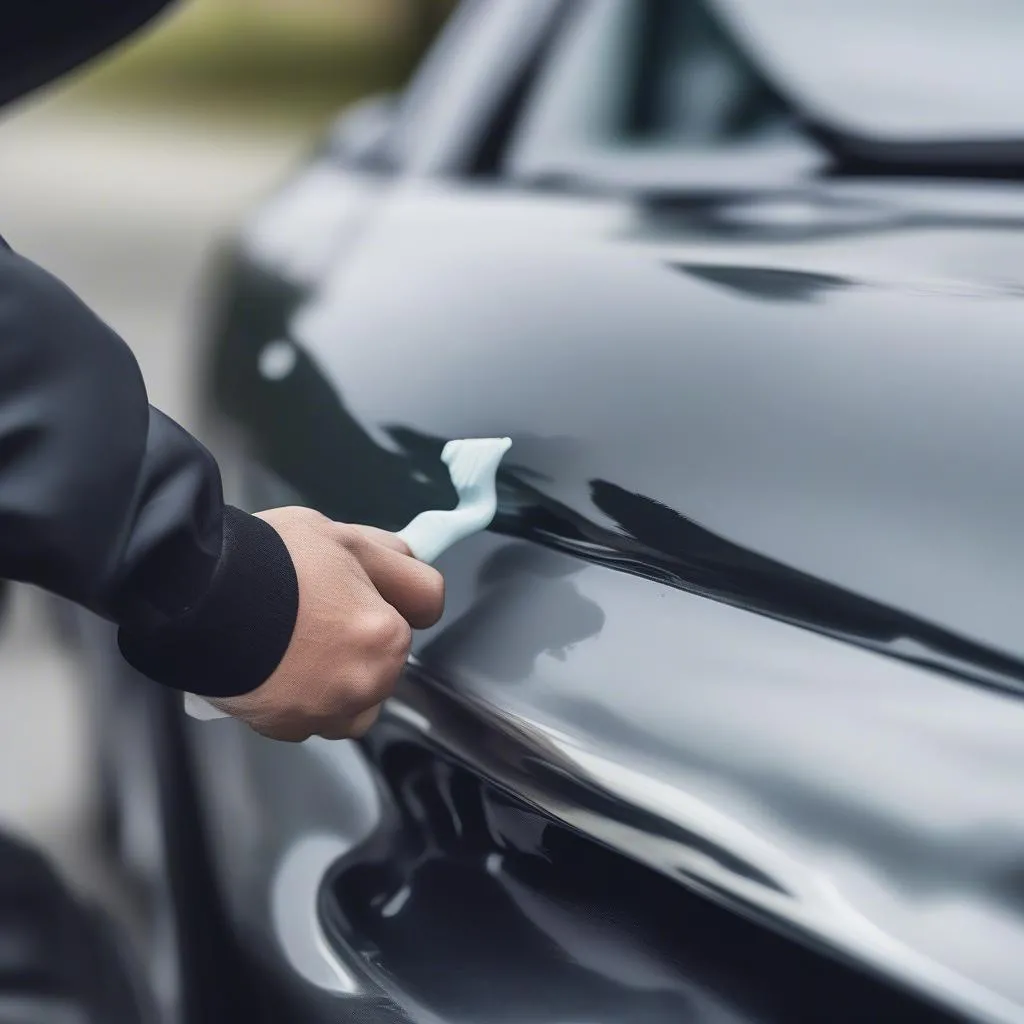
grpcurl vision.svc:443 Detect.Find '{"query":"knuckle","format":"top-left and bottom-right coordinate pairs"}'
top-left (391, 615), bottom-right (414, 656)
top-left (363, 607), bottom-right (412, 653)
top-left (353, 642), bottom-right (406, 705)
top-left (333, 522), bottom-right (360, 549)
top-left (347, 669), bottom-right (392, 708)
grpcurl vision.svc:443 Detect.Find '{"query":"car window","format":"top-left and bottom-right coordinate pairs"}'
top-left (504, 0), bottom-right (798, 183)
top-left (715, 0), bottom-right (1024, 141)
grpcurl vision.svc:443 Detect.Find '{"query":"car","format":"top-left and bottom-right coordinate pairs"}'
top-left (68, 0), bottom-right (1024, 1021)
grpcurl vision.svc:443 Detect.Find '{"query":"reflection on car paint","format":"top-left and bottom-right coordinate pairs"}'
top-left (320, 711), bottom-right (964, 1023)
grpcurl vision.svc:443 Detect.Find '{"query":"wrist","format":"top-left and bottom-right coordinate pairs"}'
top-left (117, 506), bottom-right (299, 698)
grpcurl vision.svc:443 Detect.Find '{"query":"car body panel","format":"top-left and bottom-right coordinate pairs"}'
top-left (197, 170), bottom-right (1024, 1022)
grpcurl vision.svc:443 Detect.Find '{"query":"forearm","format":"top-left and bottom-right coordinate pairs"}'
top-left (0, 247), bottom-right (297, 696)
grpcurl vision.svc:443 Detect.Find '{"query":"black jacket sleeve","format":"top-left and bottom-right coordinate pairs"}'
top-left (0, 246), bottom-right (298, 698)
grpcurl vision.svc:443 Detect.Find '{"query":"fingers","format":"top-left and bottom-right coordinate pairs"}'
top-left (339, 525), bottom-right (445, 629)
top-left (345, 524), bottom-right (411, 555)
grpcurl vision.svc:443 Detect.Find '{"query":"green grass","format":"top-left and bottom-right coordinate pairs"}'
top-left (59, 3), bottom-right (426, 131)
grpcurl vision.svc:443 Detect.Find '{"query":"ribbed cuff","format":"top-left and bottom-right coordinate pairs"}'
top-left (117, 506), bottom-right (299, 698)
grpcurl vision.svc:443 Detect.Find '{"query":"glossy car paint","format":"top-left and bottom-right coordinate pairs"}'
top-left (81, 2), bottom-right (1024, 1023)
top-left (197, 169), bottom-right (1024, 1023)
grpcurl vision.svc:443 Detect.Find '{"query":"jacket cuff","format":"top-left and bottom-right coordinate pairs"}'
top-left (117, 506), bottom-right (298, 698)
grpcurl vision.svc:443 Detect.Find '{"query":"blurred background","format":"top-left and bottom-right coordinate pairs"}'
top-left (0, 0), bottom-right (453, 912)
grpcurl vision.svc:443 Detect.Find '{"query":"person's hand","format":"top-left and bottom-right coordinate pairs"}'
top-left (208, 508), bottom-right (444, 742)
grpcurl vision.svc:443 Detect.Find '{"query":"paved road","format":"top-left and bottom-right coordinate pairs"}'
top-left (0, 98), bottom-right (309, 897)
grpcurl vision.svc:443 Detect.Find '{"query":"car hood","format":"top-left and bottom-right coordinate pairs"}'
top-left (0, 1), bottom-right (174, 109)
top-left (284, 178), bottom-right (1024, 692)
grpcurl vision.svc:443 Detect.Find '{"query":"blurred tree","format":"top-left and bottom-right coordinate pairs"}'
top-left (62, 0), bottom-right (462, 127)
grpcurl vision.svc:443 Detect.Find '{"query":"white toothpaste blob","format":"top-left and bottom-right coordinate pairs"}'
top-left (184, 437), bottom-right (512, 723)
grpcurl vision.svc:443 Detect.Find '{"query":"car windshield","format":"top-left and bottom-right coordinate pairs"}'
top-left (509, 1), bottom-right (788, 159)
top-left (715, 0), bottom-right (1024, 142)
top-left (506, 0), bottom-right (1023, 184)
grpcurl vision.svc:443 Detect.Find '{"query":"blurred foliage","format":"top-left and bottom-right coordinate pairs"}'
top-left (66, 0), bottom-right (458, 128)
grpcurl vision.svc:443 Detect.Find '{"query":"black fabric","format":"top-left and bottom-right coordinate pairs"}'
top-left (0, 2), bottom-right (177, 109)
top-left (0, 246), bottom-right (299, 695)
top-left (118, 507), bottom-right (299, 698)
